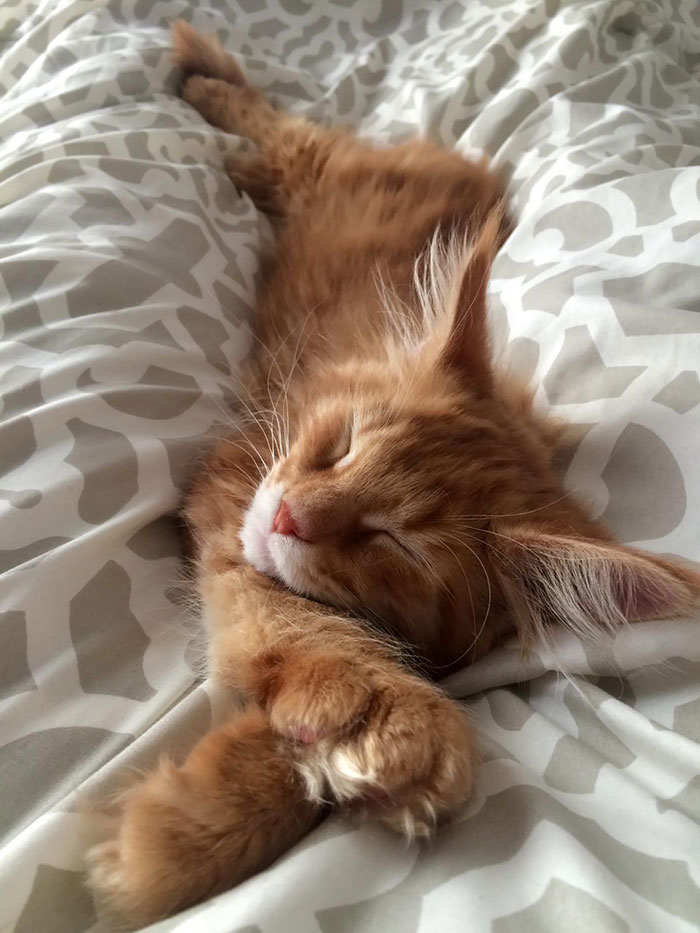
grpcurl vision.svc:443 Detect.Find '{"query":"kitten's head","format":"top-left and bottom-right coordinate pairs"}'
top-left (241, 366), bottom-right (507, 664)
top-left (240, 216), bottom-right (700, 667)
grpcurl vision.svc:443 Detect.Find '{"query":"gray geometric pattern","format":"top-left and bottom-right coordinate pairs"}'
top-left (1, 1), bottom-right (699, 931)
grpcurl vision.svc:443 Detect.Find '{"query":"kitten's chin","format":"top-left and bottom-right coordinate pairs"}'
top-left (266, 535), bottom-right (316, 595)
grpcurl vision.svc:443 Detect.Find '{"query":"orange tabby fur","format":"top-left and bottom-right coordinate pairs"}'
top-left (86, 21), bottom-right (700, 927)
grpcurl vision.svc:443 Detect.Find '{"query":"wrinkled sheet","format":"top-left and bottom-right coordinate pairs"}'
top-left (1, 0), bottom-right (700, 930)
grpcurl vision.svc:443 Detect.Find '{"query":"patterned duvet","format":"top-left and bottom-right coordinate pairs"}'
top-left (1, 0), bottom-right (700, 930)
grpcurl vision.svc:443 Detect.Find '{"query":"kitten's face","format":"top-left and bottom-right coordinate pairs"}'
top-left (240, 372), bottom-right (503, 660)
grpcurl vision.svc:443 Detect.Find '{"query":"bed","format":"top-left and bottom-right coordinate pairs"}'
top-left (1, 0), bottom-right (699, 930)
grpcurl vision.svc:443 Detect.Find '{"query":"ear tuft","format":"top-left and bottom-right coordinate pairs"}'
top-left (439, 206), bottom-right (505, 392)
top-left (490, 522), bottom-right (700, 647)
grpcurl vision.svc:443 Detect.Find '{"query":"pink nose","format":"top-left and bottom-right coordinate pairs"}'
top-left (272, 499), bottom-right (299, 537)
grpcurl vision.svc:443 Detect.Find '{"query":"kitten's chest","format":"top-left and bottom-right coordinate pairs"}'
top-left (257, 250), bottom-right (423, 370)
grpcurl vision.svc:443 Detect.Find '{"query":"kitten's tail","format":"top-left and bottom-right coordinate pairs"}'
top-left (172, 20), bottom-right (246, 86)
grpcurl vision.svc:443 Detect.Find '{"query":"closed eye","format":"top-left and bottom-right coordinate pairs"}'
top-left (313, 418), bottom-right (355, 470)
top-left (333, 445), bottom-right (356, 470)
top-left (314, 424), bottom-right (353, 470)
top-left (364, 524), bottom-right (420, 563)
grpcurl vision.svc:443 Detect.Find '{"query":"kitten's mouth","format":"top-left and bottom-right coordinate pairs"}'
top-left (240, 481), bottom-right (311, 590)
top-left (267, 532), bottom-right (310, 591)
top-left (241, 482), bottom-right (354, 610)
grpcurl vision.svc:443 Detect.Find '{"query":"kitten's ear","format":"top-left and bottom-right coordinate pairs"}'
top-left (490, 522), bottom-right (700, 645)
top-left (439, 207), bottom-right (504, 392)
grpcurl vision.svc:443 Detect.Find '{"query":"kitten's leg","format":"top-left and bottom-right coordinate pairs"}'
top-left (223, 151), bottom-right (287, 216)
top-left (86, 706), bottom-right (321, 928)
top-left (172, 21), bottom-right (339, 214)
top-left (172, 20), bottom-right (301, 146)
top-left (178, 72), bottom-right (281, 148)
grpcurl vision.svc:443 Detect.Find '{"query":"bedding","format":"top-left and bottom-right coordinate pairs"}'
top-left (1, 0), bottom-right (700, 930)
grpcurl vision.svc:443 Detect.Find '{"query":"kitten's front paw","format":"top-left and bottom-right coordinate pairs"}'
top-left (260, 651), bottom-right (375, 744)
top-left (85, 760), bottom-right (219, 928)
top-left (263, 653), bottom-right (477, 839)
top-left (86, 708), bottom-right (320, 928)
top-left (329, 677), bottom-right (477, 839)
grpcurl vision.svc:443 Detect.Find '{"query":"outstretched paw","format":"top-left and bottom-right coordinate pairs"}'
top-left (260, 651), bottom-right (477, 838)
top-left (86, 708), bottom-right (320, 928)
top-left (263, 651), bottom-right (375, 744)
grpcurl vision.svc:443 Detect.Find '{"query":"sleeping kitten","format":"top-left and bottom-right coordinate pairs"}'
top-left (86, 21), bottom-right (700, 927)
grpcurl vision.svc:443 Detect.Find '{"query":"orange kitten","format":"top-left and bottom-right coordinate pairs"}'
top-left (86, 21), bottom-right (700, 928)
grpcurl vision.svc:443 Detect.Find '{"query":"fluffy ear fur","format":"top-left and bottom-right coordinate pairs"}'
top-left (439, 207), bottom-right (504, 391)
top-left (490, 522), bottom-right (700, 646)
